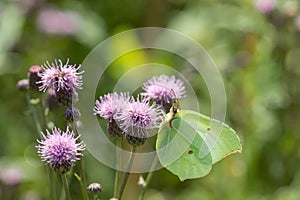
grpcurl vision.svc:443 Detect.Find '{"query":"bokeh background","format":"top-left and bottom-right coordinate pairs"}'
top-left (1, 0), bottom-right (300, 199)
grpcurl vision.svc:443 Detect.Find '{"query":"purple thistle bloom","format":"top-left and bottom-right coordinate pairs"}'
top-left (36, 126), bottom-right (85, 173)
top-left (37, 59), bottom-right (84, 92)
top-left (141, 75), bottom-right (185, 111)
top-left (93, 92), bottom-right (130, 121)
top-left (116, 97), bottom-right (164, 145)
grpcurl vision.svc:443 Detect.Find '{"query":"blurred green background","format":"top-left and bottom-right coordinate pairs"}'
top-left (1, 0), bottom-right (300, 199)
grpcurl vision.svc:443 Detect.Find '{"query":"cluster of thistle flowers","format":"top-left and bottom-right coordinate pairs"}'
top-left (93, 75), bottom-right (186, 146)
top-left (17, 59), bottom-right (86, 174)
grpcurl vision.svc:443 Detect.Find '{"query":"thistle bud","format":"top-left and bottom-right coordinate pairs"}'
top-left (17, 79), bottom-right (29, 92)
top-left (28, 65), bottom-right (42, 91)
top-left (64, 107), bottom-right (81, 122)
top-left (87, 183), bottom-right (103, 195)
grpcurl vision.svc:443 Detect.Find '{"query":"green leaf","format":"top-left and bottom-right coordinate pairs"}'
top-left (156, 110), bottom-right (242, 181)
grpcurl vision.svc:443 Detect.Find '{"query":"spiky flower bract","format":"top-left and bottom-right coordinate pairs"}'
top-left (36, 126), bottom-right (85, 174)
top-left (37, 59), bottom-right (84, 92)
top-left (141, 75), bottom-right (185, 112)
top-left (116, 96), bottom-right (164, 146)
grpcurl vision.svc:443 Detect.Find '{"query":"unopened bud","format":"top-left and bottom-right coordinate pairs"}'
top-left (64, 107), bottom-right (81, 122)
top-left (28, 65), bottom-right (42, 91)
top-left (87, 183), bottom-right (103, 195)
top-left (17, 79), bottom-right (29, 92)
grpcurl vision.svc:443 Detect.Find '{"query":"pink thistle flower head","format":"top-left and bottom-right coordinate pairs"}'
top-left (254, 0), bottom-right (276, 14)
top-left (141, 75), bottom-right (185, 112)
top-left (116, 96), bottom-right (164, 145)
top-left (93, 92), bottom-right (130, 121)
top-left (37, 8), bottom-right (79, 36)
top-left (37, 59), bottom-right (84, 92)
top-left (36, 126), bottom-right (85, 174)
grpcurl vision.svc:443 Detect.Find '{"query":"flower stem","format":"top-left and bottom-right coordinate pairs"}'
top-left (26, 93), bottom-right (56, 199)
top-left (138, 155), bottom-right (159, 200)
top-left (118, 145), bottom-right (137, 200)
top-left (25, 93), bottom-right (42, 135)
top-left (47, 167), bottom-right (56, 200)
top-left (113, 139), bottom-right (121, 198)
top-left (71, 123), bottom-right (88, 200)
top-left (61, 174), bottom-right (71, 200)
top-left (39, 95), bottom-right (48, 129)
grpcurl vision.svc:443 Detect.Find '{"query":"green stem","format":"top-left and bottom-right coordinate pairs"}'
top-left (25, 93), bottom-right (42, 135)
top-left (138, 155), bottom-right (159, 200)
top-left (47, 167), bottom-right (56, 200)
top-left (26, 93), bottom-right (56, 199)
top-left (71, 123), bottom-right (88, 200)
top-left (61, 174), bottom-right (71, 200)
top-left (39, 95), bottom-right (48, 129)
top-left (79, 160), bottom-right (88, 200)
top-left (113, 139), bottom-right (121, 198)
top-left (118, 145), bottom-right (137, 200)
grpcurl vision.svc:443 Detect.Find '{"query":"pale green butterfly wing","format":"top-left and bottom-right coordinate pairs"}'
top-left (156, 110), bottom-right (242, 181)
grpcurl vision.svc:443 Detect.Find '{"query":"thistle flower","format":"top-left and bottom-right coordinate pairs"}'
top-left (37, 59), bottom-right (84, 92)
top-left (254, 0), bottom-right (276, 14)
top-left (94, 92), bottom-right (130, 121)
top-left (94, 93), bottom-right (130, 137)
top-left (36, 126), bottom-right (85, 174)
top-left (116, 97), bottom-right (164, 146)
top-left (141, 75), bottom-right (185, 112)
top-left (37, 8), bottom-right (79, 36)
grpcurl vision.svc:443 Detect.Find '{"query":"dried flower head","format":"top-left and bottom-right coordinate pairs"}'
top-left (37, 59), bottom-right (84, 92)
top-left (36, 126), bottom-right (85, 174)
top-left (116, 97), bottom-right (164, 146)
top-left (141, 75), bottom-right (185, 111)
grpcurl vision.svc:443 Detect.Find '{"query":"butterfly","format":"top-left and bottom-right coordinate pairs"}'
top-left (168, 90), bottom-right (180, 129)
